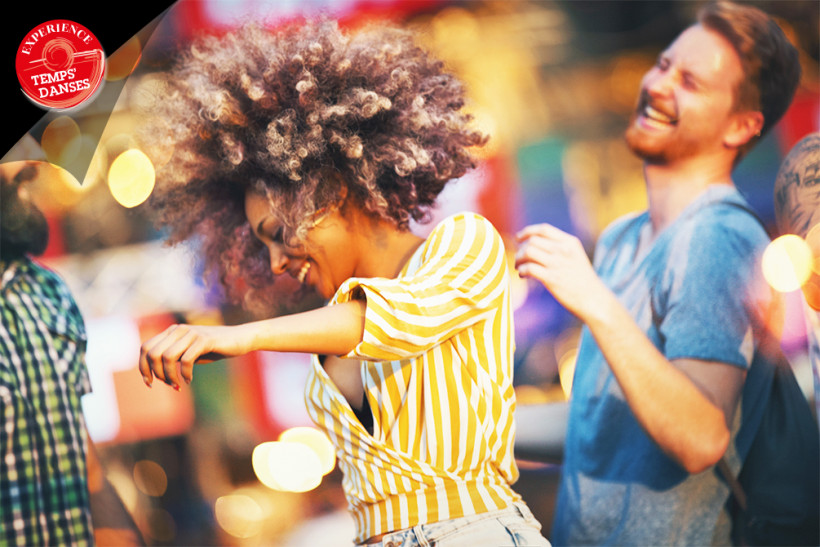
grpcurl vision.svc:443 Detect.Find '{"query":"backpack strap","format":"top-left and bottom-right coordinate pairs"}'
top-left (718, 457), bottom-right (747, 512)
top-left (712, 195), bottom-right (768, 516)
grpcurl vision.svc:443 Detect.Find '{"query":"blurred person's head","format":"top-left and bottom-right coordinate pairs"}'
top-left (625, 0), bottom-right (800, 167)
top-left (137, 19), bottom-right (486, 311)
top-left (1, 161), bottom-right (48, 261)
top-left (774, 132), bottom-right (820, 310)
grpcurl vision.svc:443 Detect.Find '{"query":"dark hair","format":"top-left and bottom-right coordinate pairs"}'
top-left (0, 163), bottom-right (48, 261)
top-left (135, 19), bottom-right (486, 312)
top-left (698, 1), bottom-right (801, 156)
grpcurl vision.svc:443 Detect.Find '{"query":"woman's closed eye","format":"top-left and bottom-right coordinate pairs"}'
top-left (269, 225), bottom-right (284, 244)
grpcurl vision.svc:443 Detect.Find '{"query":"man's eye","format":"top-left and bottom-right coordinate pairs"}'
top-left (682, 72), bottom-right (701, 91)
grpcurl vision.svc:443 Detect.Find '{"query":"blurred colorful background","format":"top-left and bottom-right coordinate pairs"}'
top-left (3, 1), bottom-right (818, 544)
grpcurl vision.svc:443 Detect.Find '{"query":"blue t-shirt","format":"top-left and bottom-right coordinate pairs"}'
top-left (552, 185), bottom-right (775, 546)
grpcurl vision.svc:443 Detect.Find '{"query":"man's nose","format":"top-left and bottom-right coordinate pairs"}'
top-left (645, 68), bottom-right (675, 99)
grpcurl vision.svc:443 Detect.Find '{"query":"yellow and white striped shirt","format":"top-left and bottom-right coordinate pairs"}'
top-left (305, 212), bottom-right (521, 543)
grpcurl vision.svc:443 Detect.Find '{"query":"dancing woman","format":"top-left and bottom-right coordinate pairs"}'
top-left (137, 19), bottom-right (548, 547)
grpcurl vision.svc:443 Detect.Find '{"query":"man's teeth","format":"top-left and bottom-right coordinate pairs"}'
top-left (644, 105), bottom-right (676, 124)
top-left (297, 262), bottom-right (310, 284)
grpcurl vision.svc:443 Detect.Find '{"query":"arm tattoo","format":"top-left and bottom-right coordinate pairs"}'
top-left (774, 133), bottom-right (820, 237)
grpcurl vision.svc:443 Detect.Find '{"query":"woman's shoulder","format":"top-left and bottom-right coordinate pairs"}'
top-left (428, 211), bottom-right (500, 240)
top-left (417, 211), bottom-right (504, 263)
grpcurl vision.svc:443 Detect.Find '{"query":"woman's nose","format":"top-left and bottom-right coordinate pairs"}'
top-left (268, 244), bottom-right (290, 275)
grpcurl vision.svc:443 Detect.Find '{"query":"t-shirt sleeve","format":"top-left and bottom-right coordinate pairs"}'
top-left (334, 212), bottom-right (510, 361)
top-left (658, 217), bottom-right (770, 368)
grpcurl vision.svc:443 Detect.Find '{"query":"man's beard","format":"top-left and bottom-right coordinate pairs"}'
top-left (1, 179), bottom-right (49, 260)
top-left (624, 120), bottom-right (669, 164)
top-left (624, 118), bottom-right (703, 166)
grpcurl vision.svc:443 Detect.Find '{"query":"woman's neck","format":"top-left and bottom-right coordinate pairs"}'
top-left (351, 214), bottom-right (424, 280)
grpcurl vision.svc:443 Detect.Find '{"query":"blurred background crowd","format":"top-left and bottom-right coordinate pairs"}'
top-left (3, 0), bottom-right (818, 544)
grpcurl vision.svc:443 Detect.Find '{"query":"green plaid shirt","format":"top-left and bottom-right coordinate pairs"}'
top-left (0, 258), bottom-right (94, 546)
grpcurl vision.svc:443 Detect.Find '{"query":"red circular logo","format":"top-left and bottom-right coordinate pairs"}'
top-left (15, 20), bottom-right (106, 111)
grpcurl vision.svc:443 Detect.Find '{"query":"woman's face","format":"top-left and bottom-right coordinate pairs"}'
top-left (244, 191), bottom-right (357, 300)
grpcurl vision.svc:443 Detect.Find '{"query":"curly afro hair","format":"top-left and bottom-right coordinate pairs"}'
top-left (135, 18), bottom-right (487, 312)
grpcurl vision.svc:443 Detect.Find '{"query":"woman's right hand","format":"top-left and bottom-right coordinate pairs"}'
top-left (138, 323), bottom-right (256, 389)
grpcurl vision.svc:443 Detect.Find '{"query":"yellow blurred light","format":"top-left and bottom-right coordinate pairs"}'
top-left (41, 116), bottom-right (82, 166)
top-left (56, 134), bottom-right (102, 186)
top-left (514, 384), bottom-right (551, 405)
top-left (762, 235), bottom-right (813, 293)
top-left (17, 162), bottom-right (83, 214)
top-left (251, 442), bottom-right (283, 490)
top-left (278, 427), bottom-right (336, 476)
top-left (108, 148), bottom-right (155, 207)
top-left (80, 146), bottom-right (106, 188)
top-left (103, 468), bottom-right (139, 514)
top-left (105, 133), bottom-right (138, 158)
top-left (430, 7), bottom-right (480, 62)
top-left (557, 348), bottom-right (577, 400)
top-left (133, 459), bottom-right (168, 497)
top-left (252, 441), bottom-right (323, 493)
top-left (214, 494), bottom-right (264, 539)
top-left (467, 107), bottom-right (500, 158)
top-left (107, 36), bottom-right (142, 81)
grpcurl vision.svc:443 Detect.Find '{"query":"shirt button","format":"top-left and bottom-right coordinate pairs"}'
top-left (384, 542), bottom-right (395, 547)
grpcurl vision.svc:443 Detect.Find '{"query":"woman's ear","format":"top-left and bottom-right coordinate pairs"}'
top-left (325, 170), bottom-right (349, 212)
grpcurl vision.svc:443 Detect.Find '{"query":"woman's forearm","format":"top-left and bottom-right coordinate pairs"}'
top-left (139, 300), bottom-right (366, 388)
top-left (245, 299), bottom-right (367, 355)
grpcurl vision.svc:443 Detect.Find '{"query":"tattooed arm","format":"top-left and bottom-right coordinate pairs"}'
top-left (774, 132), bottom-right (820, 239)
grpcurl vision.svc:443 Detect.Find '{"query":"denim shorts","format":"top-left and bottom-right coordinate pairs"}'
top-left (361, 502), bottom-right (550, 547)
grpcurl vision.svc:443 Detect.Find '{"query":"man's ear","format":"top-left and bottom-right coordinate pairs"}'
top-left (724, 110), bottom-right (765, 150)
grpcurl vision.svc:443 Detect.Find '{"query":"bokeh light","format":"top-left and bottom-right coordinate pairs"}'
top-left (278, 427), bottom-right (336, 476)
top-left (762, 234), bottom-right (813, 293)
top-left (430, 7), bottom-right (481, 64)
top-left (107, 148), bottom-right (155, 207)
top-left (214, 494), bottom-right (265, 539)
top-left (802, 225), bottom-right (820, 310)
top-left (106, 467), bottom-right (140, 514)
top-left (252, 441), bottom-right (323, 493)
top-left (557, 347), bottom-right (577, 399)
top-left (143, 507), bottom-right (176, 543)
top-left (133, 459), bottom-right (168, 497)
top-left (41, 116), bottom-right (82, 166)
top-left (105, 133), bottom-right (139, 158)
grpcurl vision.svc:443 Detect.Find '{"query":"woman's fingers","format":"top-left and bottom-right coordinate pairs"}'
top-left (164, 327), bottom-right (202, 388)
top-left (139, 324), bottom-right (204, 389)
top-left (138, 323), bottom-right (244, 389)
top-left (179, 338), bottom-right (214, 384)
top-left (139, 325), bottom-right (179, 387)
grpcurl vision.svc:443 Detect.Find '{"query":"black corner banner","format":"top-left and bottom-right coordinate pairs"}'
top-left (2, 1), bottom-right (176, 158)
